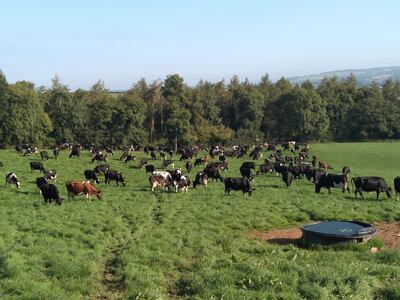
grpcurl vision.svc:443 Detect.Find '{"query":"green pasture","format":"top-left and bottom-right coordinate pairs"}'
top-left (0, 142), bottom-right (399, 299)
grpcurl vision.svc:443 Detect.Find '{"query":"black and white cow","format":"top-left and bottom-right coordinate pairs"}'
top-left (5, 172), bottom-right (21, 188)
top-left (84, 169), bottom-right (100, 184)
top-left (94, 164), bottom-right (110, 174)
top-left (193, 172), bottom-right (208, 188)
top-left (177, 175), bottom-right (191, 193)
top-left (315, 173), bottom-right (350, 194)
top-left (105, 170), bottom-right (126, 186)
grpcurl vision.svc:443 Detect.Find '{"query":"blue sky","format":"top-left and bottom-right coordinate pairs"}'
top-left (1, 0), bottom-right (399, 89)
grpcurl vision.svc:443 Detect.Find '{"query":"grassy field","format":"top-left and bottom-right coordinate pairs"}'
top-left (0, 142), bottom-right (400, 299)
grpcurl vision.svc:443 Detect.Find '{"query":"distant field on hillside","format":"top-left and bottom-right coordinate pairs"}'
top-left (0, 142), bottom-right (399, 299)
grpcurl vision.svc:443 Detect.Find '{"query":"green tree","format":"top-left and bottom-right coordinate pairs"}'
top-left (161, 74), bottom-right (191, 149)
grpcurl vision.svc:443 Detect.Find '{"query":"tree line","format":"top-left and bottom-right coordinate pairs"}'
top-left (1, 70), bottom-right (400, 147)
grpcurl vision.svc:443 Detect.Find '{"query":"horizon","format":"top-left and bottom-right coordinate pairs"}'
top-left (1, 1), bottom-right (400, 89)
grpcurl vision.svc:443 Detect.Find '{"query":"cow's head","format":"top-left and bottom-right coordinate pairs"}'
top-left (386, 187), bottom-right (392, 198)
top-left (315, 183), bottom-right (321, 193)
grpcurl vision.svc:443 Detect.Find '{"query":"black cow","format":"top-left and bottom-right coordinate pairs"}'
top-left (84, 170), bottom-right (100, 184)
top-left (203, 167), bottom-right (223, 182)
top-left (92, 153), bottom-right (107, 163)
top-left (94, 164), bottom-right (110, 174)
top-left (352, 177), bottom-right (391, 199)
top-left (193, 172), bottom-right (208, 188)
top-left (53, 148), bottom-right (60, 159)
top-left (36, 176), bottom-right (48, 192)
top-left (194, 158), bottom-right (207, 167)
top-left (145, 164), bottom-right (156, 173)
top-left (315, 173), bottom-right (350, 194)
top-left (40, 151), bottom-right (49, 160)
top-left (124, 154), bottom-right (135, 163)
top-left (257, 163), bottom-right (275, 175)
top-left (39, 183), bottom-right (63, 205)
top-left (239, 166), bottom-right (253, 180)
top-left (69, 148), bottom-right (80, 158)
top-left (30, 162), bottom-right (45, 173)
top-left (219, 155), bottom-right (226, 162)
top-left (282, 170), bottom-right (293, 188)
top-left (150, 151), bottom-right (157, 160)
top-left (224, 177), bottom-right (252, 196)
top-left (185, 161), bottom-right (192, 173)
top-left (394, 177), bottom-right (400, 200)
top-left (342, 166), bottom-right (351, 176)
top-left (105, 170), bottom-right (126, 186)
top-left (138, 158), bottom-right (148, 169)
top-left (5, 172), bottom-right (21, 188)
top-left (240, 162), bottom-right (256, 170)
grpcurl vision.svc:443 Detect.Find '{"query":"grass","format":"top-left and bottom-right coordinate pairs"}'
top-left (0, 141), bottom-right (399, 299)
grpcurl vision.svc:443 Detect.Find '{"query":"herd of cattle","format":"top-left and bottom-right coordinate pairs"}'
top-left (2, 142), bottom-right (400, 205)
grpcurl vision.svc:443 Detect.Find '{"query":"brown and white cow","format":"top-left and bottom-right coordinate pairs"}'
top-left (66, 180), bottom-right (102, 202)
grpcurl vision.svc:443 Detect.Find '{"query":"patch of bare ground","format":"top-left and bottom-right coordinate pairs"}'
top-left (246, 222), bottom-right (400, 249)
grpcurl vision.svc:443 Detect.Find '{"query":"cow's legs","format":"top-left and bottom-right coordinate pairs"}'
top-left (376, 191), bottom-right (380, 200)
top-left (328, 188), bottom-right (331, 194)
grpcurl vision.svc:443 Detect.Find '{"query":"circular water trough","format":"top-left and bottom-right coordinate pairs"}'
top-left (300, 221), bottom-right (376, 244)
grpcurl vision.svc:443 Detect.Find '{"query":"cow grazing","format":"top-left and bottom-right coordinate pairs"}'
top-left (105, 170), bottom-right (126, 186)
top-left (39, 184), bottom-right (63, 205)
top-left (36, 176), bottom-right (48, 192)
top-left (240, 162), bottom-right (256, 170)
top-left (282, 170), bottom-right (293, 188)
top-left (193, 172), bottom-right (208, 188)
top-left (66, 181), bottom-right (102, 202)
top-left (69, 148), bottom-right (80, 158)
top-left (5, 172), bottom-right (21, 188)
top-left (40, 151), bottom-right (49, 160)
top-left (224, 177), bottom-right (252, 196)
top-left (239, 166), bottom-right (253, 180)
top-left (138, 158), bottom-right (148, 169)
top-left (208, 161), bottom-right (228, 171)
top-left (185, 161), bottom-right (192, 173)
top-left (162, 159), bottom-right (174, 169)
top-left (315, 173), bottom-right (350, 194)
top-left (319, 160), bottom-right (333, 170)
top-left (44, 169), bottom-right (57, 183)
top-left (124, 154), bottom-right (136, 163)
top-left (352, 177), bottom-right (392, 200)
top-left (94, 164), bottom-right (110, 174)
top-left (30, 162), bottom-right (45, 173)
top-left (53, 148), bottom-right (60, 159)
top-left (194, 158), bottom-right (207, 167)
top-left (203, 167), bottom-right (223, 182)
top-left (257, 163), bottom-right (275, 175)
top-left (149, 174), bottom-right (175, 192)
top-left (92, 153), bottom-right (107, 163)
top-left (145, 164), bottom-right (156, 173)
top-left (394, 177), bottom-right (400, 200)
top-left (177, 175), bottom-right (191, 193)
top-left (167, 169), bottom-right (183, 182)
top-left (84, 169), bottom-right (100, 184)
top-left (150, 151), bottom-right (157, 160)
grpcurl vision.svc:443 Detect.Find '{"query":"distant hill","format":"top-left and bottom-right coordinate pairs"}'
top-left (288, 66), bottom-right (400, 86)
